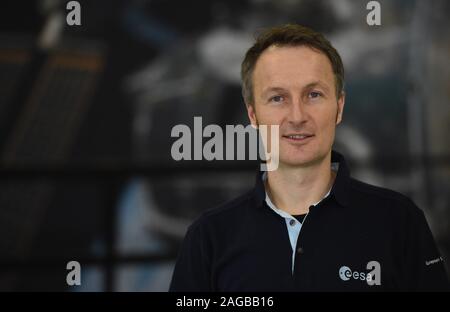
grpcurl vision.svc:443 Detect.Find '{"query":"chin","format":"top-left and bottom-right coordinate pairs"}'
top-left (279, 150), bottom-right (328, 168)
top-left (279, 156), bottom-right (315, 167)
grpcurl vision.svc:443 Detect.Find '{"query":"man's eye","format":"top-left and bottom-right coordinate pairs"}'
top-left (309, 91), bottom-right (322, 99)
top-left (270, 95), bottom-right (284, 103)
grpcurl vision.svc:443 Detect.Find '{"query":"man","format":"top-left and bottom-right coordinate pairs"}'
top-left (169, 24), bottom-right (449, 291)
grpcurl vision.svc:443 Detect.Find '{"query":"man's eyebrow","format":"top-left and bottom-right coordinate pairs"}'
top-left (303, 81), bottom-right (331, 91)
top-left (262, 81), bottom-right (331, 96)
top-left (262, 87), bottom-right (287, 95)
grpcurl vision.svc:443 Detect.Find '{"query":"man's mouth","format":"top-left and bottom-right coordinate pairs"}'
top-left (282, 133), bottom-right (314, 142)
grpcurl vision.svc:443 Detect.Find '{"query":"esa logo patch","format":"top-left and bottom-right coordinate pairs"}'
top-left (339, 261), bottom-right (381, 286)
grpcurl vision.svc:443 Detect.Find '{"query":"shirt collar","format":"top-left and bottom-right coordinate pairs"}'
top-left (262, 169), bottom-right (334, 217)
top-left (252, 150), bottom-right (351, 209)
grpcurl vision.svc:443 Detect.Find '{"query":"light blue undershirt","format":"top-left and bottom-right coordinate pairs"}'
top-left (262, 162), bottom-right (339, 273)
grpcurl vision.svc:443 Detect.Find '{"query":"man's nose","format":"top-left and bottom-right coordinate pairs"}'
top-left (288, 99), bottom-right (307, 124)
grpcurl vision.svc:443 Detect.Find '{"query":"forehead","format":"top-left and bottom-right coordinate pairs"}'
top-left (252, 45), bottom-right (335, 91)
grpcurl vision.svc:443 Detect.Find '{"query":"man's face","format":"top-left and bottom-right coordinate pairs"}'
top-left (247, 45), bottom-right (345, 168)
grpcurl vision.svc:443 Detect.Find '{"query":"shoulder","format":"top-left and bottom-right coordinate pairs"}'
top-left (347, 177), bottom-right (424, 219)
top-left (187, 189), bottom-right (255, 233)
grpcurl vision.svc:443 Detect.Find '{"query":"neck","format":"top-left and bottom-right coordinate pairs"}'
top-left (265, 151), bottom-right (335, 215)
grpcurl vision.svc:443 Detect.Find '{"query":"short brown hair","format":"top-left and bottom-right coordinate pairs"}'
top-left (241, 24), bottom-right (345, 106)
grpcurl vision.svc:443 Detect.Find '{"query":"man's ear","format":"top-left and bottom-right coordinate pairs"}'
top-left (336, 91), bottom-right (345, 125)
top-left (247, 104), bottom-right (258, 128)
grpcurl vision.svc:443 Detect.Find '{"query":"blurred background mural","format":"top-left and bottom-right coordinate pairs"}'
top-left (0, 0), bottom-right (449, 291)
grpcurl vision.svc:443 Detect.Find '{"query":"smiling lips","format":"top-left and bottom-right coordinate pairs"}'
top-left (282, 133), bottom-right (314, 143)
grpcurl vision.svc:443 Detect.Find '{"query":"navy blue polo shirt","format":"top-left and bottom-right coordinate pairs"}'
top-left (169, 150), bottom-right (450, 291)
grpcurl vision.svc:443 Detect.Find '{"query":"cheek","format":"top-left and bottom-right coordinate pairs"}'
top-left (257, 108), bottom-right (283, 125)
top-left (315, 110), bottom-right (337, 135)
